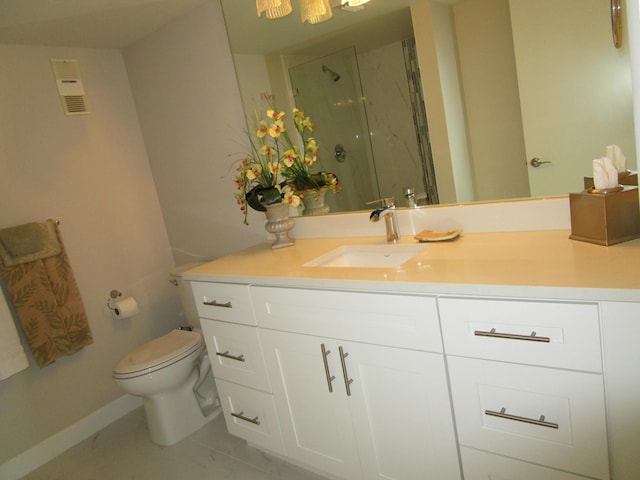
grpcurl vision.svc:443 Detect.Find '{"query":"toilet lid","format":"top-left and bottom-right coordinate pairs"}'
top-left (113, 329), bottom-right (203, 376)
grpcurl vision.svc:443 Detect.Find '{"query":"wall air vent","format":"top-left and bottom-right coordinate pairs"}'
top-left (50, 59), bottom-right (90, 115)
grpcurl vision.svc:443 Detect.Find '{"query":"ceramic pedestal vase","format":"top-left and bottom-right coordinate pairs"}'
top-left (264, 202), bottom-right (295, 249)
top-left (301, 187), bottom-right (330, 216)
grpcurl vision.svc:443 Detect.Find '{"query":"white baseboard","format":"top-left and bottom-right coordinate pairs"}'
top-left (0, 394), bottom-right (143, 480)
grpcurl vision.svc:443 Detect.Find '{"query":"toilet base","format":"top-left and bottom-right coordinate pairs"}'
top-left (142, 369), bottom-right (221, 446)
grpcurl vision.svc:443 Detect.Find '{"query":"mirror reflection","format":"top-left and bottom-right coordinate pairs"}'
top-left (222, 0), bottom-right (636, 215)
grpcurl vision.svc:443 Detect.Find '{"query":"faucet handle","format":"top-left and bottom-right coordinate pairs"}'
top-left (366, 196), bottom-right (396, 208)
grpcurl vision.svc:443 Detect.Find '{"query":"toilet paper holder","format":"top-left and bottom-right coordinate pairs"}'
top-left (106, 289), bottom-right (122, 310)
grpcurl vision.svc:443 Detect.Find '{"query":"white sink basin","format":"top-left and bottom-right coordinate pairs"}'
top-left (304, 244), bottom-right (428, 268)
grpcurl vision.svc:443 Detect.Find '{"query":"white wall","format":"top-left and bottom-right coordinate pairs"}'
top-left (411, 0), bottom-right (475, 204)
top-left (454, 0), bottom-right (530, 201)
top-left (0, 0), bottom-right (261, 468)
top-left (123, 0), bottom-right (264, 267)
top-left (0, 44), bottom-right (180, 464)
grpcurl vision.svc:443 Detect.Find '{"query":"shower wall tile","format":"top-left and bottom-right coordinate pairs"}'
top-left (359, 41), bottom-right (425, 205)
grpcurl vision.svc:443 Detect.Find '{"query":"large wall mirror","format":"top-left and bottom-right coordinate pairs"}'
top-left (221, 0), bottom-right (636, 215)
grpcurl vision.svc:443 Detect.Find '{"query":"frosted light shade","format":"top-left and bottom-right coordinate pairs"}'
top-left (257, 0), bottom-right (293, 19)
top-left (301, 0), bottom-right (333, 24)
top-left (256, 0), bottom-right (280, 15)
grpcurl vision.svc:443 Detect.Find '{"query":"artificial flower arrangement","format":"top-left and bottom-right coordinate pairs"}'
top-left (234, 95), bottom-right (340, 224)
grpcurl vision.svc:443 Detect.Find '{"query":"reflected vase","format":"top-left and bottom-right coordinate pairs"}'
top-left (264, 202), bottom-right (295, 249)
top-left (301, 187), bottom-right (330, 216)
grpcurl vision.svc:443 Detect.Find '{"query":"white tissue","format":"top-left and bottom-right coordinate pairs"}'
top-left (593, 156), bottom-right (620, 189)
top-left (605, 145), bottom-right (626, 173)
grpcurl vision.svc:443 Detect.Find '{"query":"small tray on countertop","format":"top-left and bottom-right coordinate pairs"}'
top-left (414, 229), bottom-right (462, 242)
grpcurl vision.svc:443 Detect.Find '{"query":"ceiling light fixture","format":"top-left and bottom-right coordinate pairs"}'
top-left (340, 0), bottom-right (371, 11)
top-left (343, 0), bottom-right (371, 5)
top-left (256, 0), bottom-right (293, 19)
top-left (300, 0), bottom-right (333, 24)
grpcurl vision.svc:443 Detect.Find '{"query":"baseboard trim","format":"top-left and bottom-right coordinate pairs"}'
top-left (0, 394), bottom-right (143, 480)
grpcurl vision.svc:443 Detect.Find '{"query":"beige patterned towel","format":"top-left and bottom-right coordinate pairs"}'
top-left (0, 220), bottom-right (92, 367)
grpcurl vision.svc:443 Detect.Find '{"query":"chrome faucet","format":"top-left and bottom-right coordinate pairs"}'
top-left (403, 186), bottom-right (417, 208)
top-left (369, 197), bottom-right (400, 243)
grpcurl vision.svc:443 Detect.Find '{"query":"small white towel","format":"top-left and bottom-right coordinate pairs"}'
top-left (0, 288), bottom-right (29, 380)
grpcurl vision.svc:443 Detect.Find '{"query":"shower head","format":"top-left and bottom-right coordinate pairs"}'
top-left (322, 65), bottom-right (341, 82)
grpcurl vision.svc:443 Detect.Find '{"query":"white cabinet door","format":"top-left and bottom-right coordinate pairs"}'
top-left (460, 446), bottom-right (597, 480)
top-left (448, 356), bottom-right (609, 479)
top-left (260, 329), bottom-right (461, 480)
top-left (260, 329), bottom-right (362, 480)
top-left (343, 341), bottom-right (461, 480)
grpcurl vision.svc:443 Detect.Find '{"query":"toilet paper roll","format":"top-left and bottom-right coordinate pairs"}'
top-left (112, 297), bottom-right (139, 319)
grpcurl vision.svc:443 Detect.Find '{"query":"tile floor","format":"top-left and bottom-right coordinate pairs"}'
top-left (21, 407), bottom-right (329, 480)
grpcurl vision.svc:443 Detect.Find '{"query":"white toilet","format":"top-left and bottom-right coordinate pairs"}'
top-left (112, 264), bottom-right (220, 446)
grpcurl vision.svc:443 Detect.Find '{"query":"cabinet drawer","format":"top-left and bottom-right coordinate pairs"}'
top-left (200, 319), bottom-right (270, 392)
top-left (216, 379), bottom-right (285, 456)
top-left (448, 356), bottom-right (609, 479)
top-left (439, 298), bottom-right (602, 372)
top-left (192, 282), bottom-right (255, 325)
top-left (460, 447), bottom-right (597, 480)
top-left (251, 286), bottom-right (442, 352)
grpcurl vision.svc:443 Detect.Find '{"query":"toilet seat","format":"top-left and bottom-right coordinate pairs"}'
top-left (113, 329), bottom-right (203, 379)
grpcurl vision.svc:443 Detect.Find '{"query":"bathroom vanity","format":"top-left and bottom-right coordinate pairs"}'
top-left (185, 230), bottom-right (640, 480)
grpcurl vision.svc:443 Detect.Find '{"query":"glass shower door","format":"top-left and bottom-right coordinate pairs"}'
top-left (289, 47), bottom-right (380, 214)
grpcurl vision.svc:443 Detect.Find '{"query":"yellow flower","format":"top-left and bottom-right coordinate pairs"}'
top-left (283, 190), bottom-right (302, 207)
top-left (293, 108), bottom-right (313, 133)
top-left (260, 145), bottom-right (275, 159)
top-left (267, 109), bottom-right (285, 121)
top-left (269, 120), bottom-right (285, 138)
top-left (269, 162), bottom-right (282, 175)
top-left (283, 149), bottom-right (298, 167)
top-left (306, 138), bottom-right (318, 154)
top-left (256, 120), bottom-right (268, 138)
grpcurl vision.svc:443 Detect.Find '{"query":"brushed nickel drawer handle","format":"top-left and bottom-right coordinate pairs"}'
top-left (231, 411), bottom-right (260, 425)
top-left (474, 328), bottom-right (550, 343)
top-left (339, 346), bottom-right (354, 397)
top-left (215, 350), bottom-right (245, 362)
top-left (321, 343), bottom-right (335, 393)
top-left (485, 407), bottom-right (558, 429)
top-left (203, 300), bottom-right (232, 308)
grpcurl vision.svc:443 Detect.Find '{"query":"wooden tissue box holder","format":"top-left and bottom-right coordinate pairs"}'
top-left (569, 185), bottom-right (640, 246)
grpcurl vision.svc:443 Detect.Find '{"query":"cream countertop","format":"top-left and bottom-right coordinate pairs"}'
top-left (184, 230), bottom-right (640, 302)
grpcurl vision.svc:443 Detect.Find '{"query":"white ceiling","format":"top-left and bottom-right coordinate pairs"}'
top-left (221, 0), bottom-right (417, 55)
top-left (0, 0), bottom-right (461, 52)
top-left (0, 0), bottom-right (208, 48)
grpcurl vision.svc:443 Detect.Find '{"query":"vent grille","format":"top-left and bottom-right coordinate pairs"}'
top-left (51, 59), bottom-right (90, 115)
top-left (64, 95), bottom-right (89, 114)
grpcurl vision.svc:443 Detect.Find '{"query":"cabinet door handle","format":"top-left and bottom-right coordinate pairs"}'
top-left (485, 407), bottom-right (558, 429)
top-left (321, 343), bottom-right (335, 393)
top-left (203, 300), bottom-right (232, 308)
top-left (474, 328), bottom-right (550, 343)
top-left (215, 350), bottom-right (245, 362)
top-left (231, 411), bottom-right (260, 425)
top-left (338, 346), bottom-right (354, 397)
